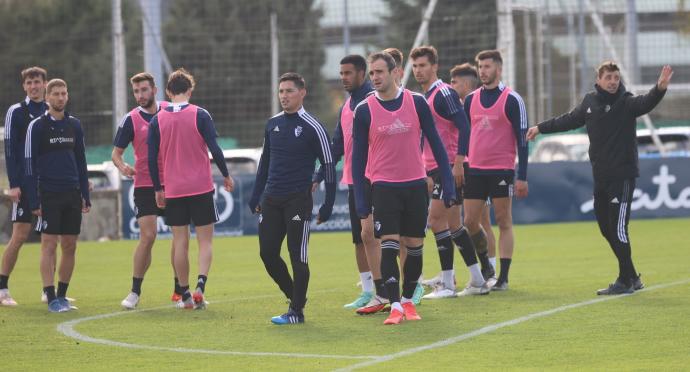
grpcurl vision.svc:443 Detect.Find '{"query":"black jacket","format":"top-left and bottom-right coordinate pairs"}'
top-left (537, 83), bottom-right (666, 180)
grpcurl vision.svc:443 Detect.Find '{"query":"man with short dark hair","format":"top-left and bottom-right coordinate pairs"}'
top-left (250, 72), bottom-right (335, 325)
top-left (409, 46), bottom-right (477, 300)
top-left (25, 79), bottom-right (90, 313)
top-left (314, 55), bottom-right (385, 311)
top-left (148, 68), bottom-right (234, 310)
top-left (527, 62), bottom-right (673, 295)
top-left (113, 72), bottom-right (177, 309)
top-left (463, 49), bottom-right (529, 292)
top-left (1, 67), bottom-right (49, 306)
top-left (352, 52), bottom-right (455, 325)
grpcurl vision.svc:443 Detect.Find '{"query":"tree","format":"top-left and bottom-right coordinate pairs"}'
top-left (382, 0), bottom-right (497, 90)
top-left (163, 0), bottom-right (326, 147)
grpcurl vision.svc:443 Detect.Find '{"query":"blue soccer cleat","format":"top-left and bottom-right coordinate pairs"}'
top-left (271, 307), bottom-right (304, 325)
top-left (48, 299), bottom-right (69, 313)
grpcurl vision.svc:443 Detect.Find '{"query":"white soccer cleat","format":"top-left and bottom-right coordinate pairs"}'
top-left (121, 292), bottom-right (140, 310)
top-left (421, 273), bottom-right (443, 288)
top-left (486, 275), bottom-right (498, 289)
top-left (458, 282), bottom-right (491, 296)
top-left (0, 289), bottom-right (18, 306)
top-left (422, 285), bottom-right (457, 299)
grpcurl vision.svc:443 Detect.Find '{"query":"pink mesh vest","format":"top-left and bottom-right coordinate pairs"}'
top-left (157, 104), bottom-right (214, 198)
top-left (468, 87), bottom-right (516, 170)
top-left (366, 90), bottom-right (426, 183)
top-left (131, 102), bottom-right (169, 187)
top-left (422, 83), bottom-right (459, 171)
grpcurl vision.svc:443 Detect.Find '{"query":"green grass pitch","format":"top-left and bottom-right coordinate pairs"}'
top-left (2, 218), bottom-right (689, 371)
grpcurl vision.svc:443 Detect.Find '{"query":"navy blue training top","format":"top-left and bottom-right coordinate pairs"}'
top-left (24, 112), bottom-right (90, 210)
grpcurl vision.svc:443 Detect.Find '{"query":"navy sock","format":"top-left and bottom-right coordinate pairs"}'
top-left (497, 258), bottom-right (512, 284)
top-left (0, 275), bottom-right (8, 290)
top-left (132, 277), bottom-right (143, 295)
top-left (56, 282), bottom-right (69, 298)
top-left (380, 240), bottom-right (401, 304)
top-left (196, 275), bottom-right (207, 293)
top-left (44, 286), bottom-right (56, 303)
top-left (434, 230), bottom-right (454, 271)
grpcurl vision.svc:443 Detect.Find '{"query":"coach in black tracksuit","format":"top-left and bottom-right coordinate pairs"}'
top-left (249, 73), bottom-right (336, 325)
top-left (527, 62), bottom-right (673, 295)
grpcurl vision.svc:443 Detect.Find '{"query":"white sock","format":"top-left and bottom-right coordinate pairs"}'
top-left (442, 269), bottom-right (455, 289)
top-left (400, 297), bottom-right (412, 304)
top-left (359, 271), bottom-right (374, 293)
top-left (468, 264), bottom-right (485, 286)
top-left (489, 257), bottom-right (497, 271)
top-left (391, 302), bottom-right (403, 312)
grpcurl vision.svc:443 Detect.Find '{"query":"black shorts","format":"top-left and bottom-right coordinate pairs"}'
top-left (371, 182), bottom-right (428, 239)
top-left (11, 187), bottom-right (34, 224)
top-left (39, 189), bottom-right (82, 235)
top-left (464, 173), bottom-right (514, 201)
top-left (347, 183), bottom-right (372, 244)
top-left (134, 187), bottom-right (164, 219)
top-left (164, 190), bottom-right (218, 227)
top-left (427, 163), bottom-right (466, 204)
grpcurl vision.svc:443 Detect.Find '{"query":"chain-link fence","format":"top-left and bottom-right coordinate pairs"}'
top-left (1, 0), bottom-right (689, 177)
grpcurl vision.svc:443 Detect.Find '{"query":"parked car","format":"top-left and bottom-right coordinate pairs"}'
top-left (87, 161), bottom-right (121, 191)
top-left (211, 147), bottom-right (263, 176)
top-left (529, 134), bottom-right (590, 163)
top-left (637, 126), bottom-right (690, 158)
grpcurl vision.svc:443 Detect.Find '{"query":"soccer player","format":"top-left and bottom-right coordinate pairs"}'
top-left (1, 67), bottom-right (49, 306)
top-left (352, 52), bottom-right (456, 325)
top-left (112, 72), bottom-right (178, 309)
top-left (450, 63), bottom-right (498, 275)
top-left (147, 68), bottom-right (233, 310)
top-left (463, 50), bottom-right (529, 292)
top-left (25, 79), bottom-right (90, 313)
top-left (249, 72), bottom-right (335, 325)
top-left (527, 62), bottom-right (673, 295)
top-left (380, 47), bottom-right (425, 304)
top-left (313, 55), bottom-right (385, 310)
top-left (409, 46), bottom-right (477, 300)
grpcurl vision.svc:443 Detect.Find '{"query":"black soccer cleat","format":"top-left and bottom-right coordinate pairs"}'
top-left (596, 280), bottom-right (634, 295)
top-left (633, 273), bottom-right (644, 291)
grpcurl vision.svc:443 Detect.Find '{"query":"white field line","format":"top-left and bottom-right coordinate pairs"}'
top-left (57, 289), bottom-right (380, 360)
top-left (335, 278), bottom-right (690, 371)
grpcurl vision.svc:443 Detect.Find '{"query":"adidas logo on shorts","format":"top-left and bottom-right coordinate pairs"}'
top-left (292, 215), bottom-right (301, 221)
top-left (498, 180), bottom-right (507, 186)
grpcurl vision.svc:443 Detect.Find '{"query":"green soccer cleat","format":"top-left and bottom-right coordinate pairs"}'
top-left (343, 291), bottom-right (374, 309)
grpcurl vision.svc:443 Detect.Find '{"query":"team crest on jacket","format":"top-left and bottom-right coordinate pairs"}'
top-left (295, 125), bottom-right (303, 137)
top-left (604, 105), bottom-right (611, 112)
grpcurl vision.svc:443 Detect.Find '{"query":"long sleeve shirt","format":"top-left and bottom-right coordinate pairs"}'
top-left (4, 97), bottom-right (48, 188)
top-left (249, 107), bottom-right (336, 220)
top-left (538, 83), bottom-right (666, 180)
top-left (24, 112), bottom-right (90, 210)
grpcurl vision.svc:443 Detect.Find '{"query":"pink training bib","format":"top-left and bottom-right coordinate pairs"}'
top-left (366, 90), bottom-right (426, 183)
top-left (157, 104), bottom-right (214, 198)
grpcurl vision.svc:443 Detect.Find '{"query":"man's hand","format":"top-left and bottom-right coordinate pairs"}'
top-left (155, 190), bottom-right (166, 209)
top-left (515, 180), bottom-right (529, 199)
top-left (118, 163), bottom-right (136, 178)
top-left (7, 187), bottom-right (21, 203)
top-left (452, 162), bottom-right (465, 188)
top-left (526, 126), bottom-right (540, 141)
top-left (32, 208), bottom-right (41, 217)
top-left (426, 176), bottom-right (434, 194)
top-left (657, 65), bottom-right (673, 91)
top-left (82, 199), bottom-right (91, 213)
top-left (224, 176), bottom-right (235, 192)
